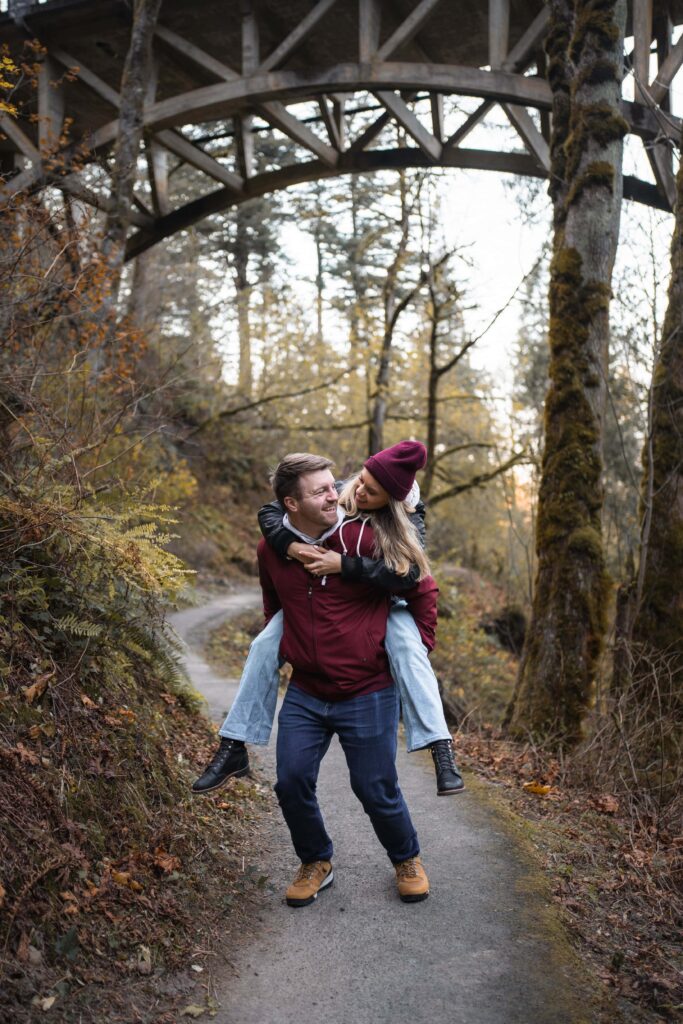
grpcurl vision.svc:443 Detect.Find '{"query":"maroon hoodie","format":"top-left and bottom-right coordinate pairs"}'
top-left (257, 516), bottom-right (438, 702)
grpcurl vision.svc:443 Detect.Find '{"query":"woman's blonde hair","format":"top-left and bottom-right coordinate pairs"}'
top-left (338, 474), bottom-right (431, 580)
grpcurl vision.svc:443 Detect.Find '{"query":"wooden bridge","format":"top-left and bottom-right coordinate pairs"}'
top-left (0, 0), bottom-right (681, 257)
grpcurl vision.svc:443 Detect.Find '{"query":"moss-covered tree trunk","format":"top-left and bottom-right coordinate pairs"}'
top-left (234, 206), bottom-right (253, 399)
top-left (614, 134), bottom-right (683, 706)
top-left (506, 0), bottom-right (627, 742)
top-left (101, 0), bottom-right (163, 288)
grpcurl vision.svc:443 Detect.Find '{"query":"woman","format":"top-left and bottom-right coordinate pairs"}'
top-left (192, 441), bottom-right (464, 797)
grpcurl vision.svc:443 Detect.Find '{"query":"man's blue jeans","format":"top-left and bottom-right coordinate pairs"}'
top-left (219, 604), bottom-right (450, 751)
top-left (274, 683), bottom-right (420, 864)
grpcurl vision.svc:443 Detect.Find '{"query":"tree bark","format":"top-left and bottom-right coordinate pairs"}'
top-left (100, 0), bottom-right (163, 289)
top-left (506, 0), bottom-right (627, 743)
top-left (615, 132), bottom-right (683, 703)
top-left (368, 171), bottom-right (412, 455)
top-left (234, 206), bottom-right (253, 399)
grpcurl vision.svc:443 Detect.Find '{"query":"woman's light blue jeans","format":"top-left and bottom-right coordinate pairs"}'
top-left (218, 603), bottom-right (450, 752)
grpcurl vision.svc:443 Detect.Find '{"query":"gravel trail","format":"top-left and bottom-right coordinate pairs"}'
top-left (171, 590), bottom-right (603, 1024)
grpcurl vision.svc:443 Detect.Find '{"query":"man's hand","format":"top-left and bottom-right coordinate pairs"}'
top-left (287, 542), bottom-right (324, 563)
top-left (303, 549), bottom-right (343, 577)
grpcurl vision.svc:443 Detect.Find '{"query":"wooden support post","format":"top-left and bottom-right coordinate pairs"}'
top-left (241, 1), bottom-right (260, 74)
top-left (38, 56), bottom-right (65, 154)
top-left (332, 96), bottom-right (346, 149)
top-left (318, 97), bottom-right (343, 150)
top-left (155, 128), bottom-right (242, 190)
top-left (654, 14), bottom-right (673, 111)
top-left (0, 113), bottom-right (41, 163)
top-left (648, 142), bottom-right (676, 208)
top-left (430, 93), bottom-right (444, 142)
top-left (650, 33), bottom-right (683, 104)
top-left (235, 115), bottom-right (255, 178)
top-left (489, 0), bottom-right (510, 69)
top-left (633, 0), bottom-right (653, 98)
top-left (146, 140), bottom-right (170, 215)
top-left (502, 103), bottom-right (550, 171)
top-left (376, 0), bottom-right (443, 60)
top-left (374, 90), bottom-right (441, 160)
top-left (359, 0), bottom-right (381, 62)
top-left (259, 0), bottom-right (339, 72)
top-left (144, 57), bottom-right (169, 216)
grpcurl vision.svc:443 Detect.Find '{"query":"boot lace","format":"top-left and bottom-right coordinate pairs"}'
top-left (209, 737), bottom-right (238, 769)
top-left (295, 862), bottom-right (321, 883)
top-left (431, 739), bottom-right (456, 771)
top-left (395, 857), bottom-right (419, 879)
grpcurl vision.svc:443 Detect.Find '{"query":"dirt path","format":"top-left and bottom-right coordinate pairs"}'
top-left (171, 591), bottom-right (606, 1024)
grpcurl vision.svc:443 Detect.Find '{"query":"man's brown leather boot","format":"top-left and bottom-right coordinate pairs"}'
top-left (394, 856), bottom-right (429, 902)
top-left (285, 860), bottom-right (334, 907)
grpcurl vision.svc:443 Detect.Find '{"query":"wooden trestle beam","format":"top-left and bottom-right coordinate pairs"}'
top-left (0, 0), bottom-right (680, 258)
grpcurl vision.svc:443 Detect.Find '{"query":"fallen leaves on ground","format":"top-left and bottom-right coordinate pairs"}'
top-left (522, 781), bottom-right (552, 795)
top-left (22, 674), bottom-right (51, 704)
top-left (591, 794), bottom-right (619, 814)
top-left (454, 730), bottom-right (682, 1020)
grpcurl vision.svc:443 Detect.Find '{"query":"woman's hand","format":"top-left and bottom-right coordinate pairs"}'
top-left (301, 549), bottom-right (342, 577)
top-left (287, 542), bottom-right (324, 563)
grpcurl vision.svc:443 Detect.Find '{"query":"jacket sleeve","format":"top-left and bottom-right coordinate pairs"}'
top-left (257, 500), bottom-right (299, 560)
top-left (340, 555), bottom-right (420, 591)
top-left (257, 541), bottom-right (282, 625)
top-left (403, 576), bottom-right (439, 652)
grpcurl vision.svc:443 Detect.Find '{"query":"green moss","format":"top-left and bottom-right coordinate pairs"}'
top-left (568, 525), bottom-right (604, 560)
top-left (576, 57), bottom-right (620, 88)
top-left (564, 105), bottom-right (628, 184)
top-left (570, 0), bottom-right (621, 65)
top-left (566, 160), bottom-right (615, 206)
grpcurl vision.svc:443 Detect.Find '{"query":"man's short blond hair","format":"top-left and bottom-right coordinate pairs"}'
top-left (271, 453), bottom-right (334, 504)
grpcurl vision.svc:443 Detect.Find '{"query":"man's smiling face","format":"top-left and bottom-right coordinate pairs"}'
top-left (284, 469), bottom-right (339, 536)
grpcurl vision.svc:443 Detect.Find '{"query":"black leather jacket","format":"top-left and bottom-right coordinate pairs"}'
top-left (257, 483), bottom-right (426, 593)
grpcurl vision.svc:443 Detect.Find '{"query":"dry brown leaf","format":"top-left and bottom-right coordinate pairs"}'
top-left (16, 931), bottom-right (30, 962)
top-left (0, 881), bottom-right (5, 910)
top-left (522, 781), bottom-right (552, 795)
top-left (153, 849), bottom-right (181, 874)
top-left (111, 870), bottom-right (143, 893)
top-left (15, 743), bottom-right (40, 766)
top-left (80, 694), bottom-right (97, 709)
top-left (593, 794), bottom-right (619, 814)
top-left (22, 674), bottom-right (51, 704)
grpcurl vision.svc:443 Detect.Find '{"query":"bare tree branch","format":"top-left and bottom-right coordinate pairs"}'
top-left (429, 450), bottom-right (528, 506)
top-left (185, 366), bottom-right (356, 437)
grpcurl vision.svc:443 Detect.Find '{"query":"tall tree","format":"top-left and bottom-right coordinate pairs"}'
top-left (101, 0), bottom-right (163, 289)
top-left (615, 138), bottom-right (683, 706)
top-left (506, 0), bottom-right (628, 742)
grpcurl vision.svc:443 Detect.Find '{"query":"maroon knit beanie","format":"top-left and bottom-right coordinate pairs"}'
top-left (364, 440), bottom-right (428, 501)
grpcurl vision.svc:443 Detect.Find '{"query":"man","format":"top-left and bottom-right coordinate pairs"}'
top-left (256, 452), bottom-right (429, 907)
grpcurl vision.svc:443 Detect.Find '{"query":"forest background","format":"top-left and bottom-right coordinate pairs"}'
top-left (0, 4), bottom-right (681, 1022)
